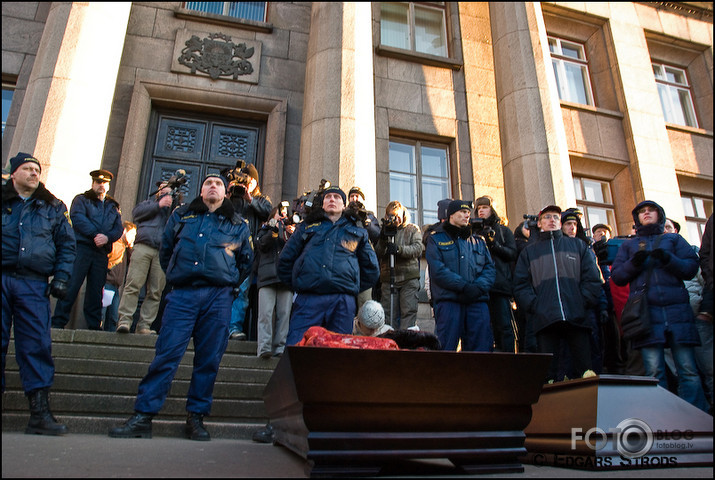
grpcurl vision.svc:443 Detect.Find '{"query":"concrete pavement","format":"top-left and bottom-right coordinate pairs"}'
top-left (2, 432), bottom-right (712, 478)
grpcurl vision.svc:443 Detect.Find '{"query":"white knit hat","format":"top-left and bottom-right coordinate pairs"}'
top-left (357, 300), bottom-right (385, 330)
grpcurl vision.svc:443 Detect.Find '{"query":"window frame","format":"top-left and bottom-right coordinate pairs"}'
top-left (681, 194), bottom-right (712, 242)
top-left (548, 36), bottom-right (595, 107)
top-left (380, 2), bottom-right (449, 59)
top-left (183, 2), bottom-right (267, 23)
top-left (572, 176), bottom-right (617, 236)
top-left (388, 137), bottom-right (451, 228)
top-left (652, 62), bottom-right (699, 128)
top-left (2, 80), bottom-right (15, 139)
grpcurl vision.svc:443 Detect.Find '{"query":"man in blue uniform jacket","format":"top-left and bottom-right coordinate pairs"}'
top-left (3, 152), bottom-right (76, 435)
top-left (51, 169), bottom-right (123, 330)
top-left (109, 173), bottom-right (253, 441)
top-left (278, 185), bottom-right (380, 345)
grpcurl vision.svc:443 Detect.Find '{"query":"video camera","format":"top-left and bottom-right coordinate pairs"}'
top-left (151, 169), bottom-right (187, 199)
top-left (347, 200), bottom-right (369, 225)
top-left (381, 214), bottom-right (399, 238)
top-left (291, 179), bottom-right (331, 223)
top-left (470, 217), bottom-right (495, 242)
top-left (220, 159), bottom-right (251, 198)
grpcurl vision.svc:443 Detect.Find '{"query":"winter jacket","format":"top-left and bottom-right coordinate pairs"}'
top-left (230, 192), bottom-right (272, 237)
top-left (701, 214), bottom-right (713, 289)
top-left (277, 208), bottom-right (380, 295)
top-left (160, 197), bottom-right (253, 288)
top-left (2, 180), bottom-right (76, 281)
top-left (513, 229), bottom-right (602, 334)
top-left (425, 221), bottom-right (495, 304)
top-left (610, 200), bottom-right (700, 348)
top-left (255, 220), bottom-right (291, 289)
top-left (132, 197), bottom-right (172, 250)
top-left (480, 212), bottom-right (517, 296)
top-left (375, 222), bottom-right (423, 284)
top-left (69, 189), bottom-right (123, 254)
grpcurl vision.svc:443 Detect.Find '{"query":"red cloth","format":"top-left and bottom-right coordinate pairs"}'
top-left (609, 277), bottom-right (630, 334)
top-left (297, 326), bottom-right (399, 350)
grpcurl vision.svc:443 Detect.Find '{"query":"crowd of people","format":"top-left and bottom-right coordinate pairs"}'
top-left (3, 151), bottom-right (712, 443)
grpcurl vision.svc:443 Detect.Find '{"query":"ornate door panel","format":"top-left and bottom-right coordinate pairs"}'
top-left (139, 112), bottom-right (263, 203)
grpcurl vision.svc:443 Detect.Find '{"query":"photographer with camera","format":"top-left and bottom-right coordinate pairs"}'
top-left (472, 196), bottom-right (518, 352)
top-left (346, 186), bottom-right (381, 306)
top-left (278, 185), bottom-right (379, 345)
top-left (224, 162), bottom-right (272, 341)
top-left (374, 201), bottom-right (423, 330)
top-left (425, 200), bottom-right (496, 352)
top-left (115, 179), bottom-right (181, 334)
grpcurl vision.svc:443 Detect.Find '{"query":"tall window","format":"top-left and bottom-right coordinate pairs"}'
top-left (2, 83), bottom-right (14, 138)
top-left (548, 36), bottom-right (594, 106)
top-left (653, 63), bottom-right (698, 128)
top-left (380, 2), bottom-right (448, 57)
top-left (389, 139), bottom-right (450, 228)
top-left (184, 2), bottom-right (266, 22)
top-left (681, 195), bottom-right (712, 242)
top-left (573, 177), bottom-right (616, 235)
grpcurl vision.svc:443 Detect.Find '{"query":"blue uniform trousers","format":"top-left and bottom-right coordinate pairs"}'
top-left (52, 244), bottom-right (108, 330)
top-left (434, 301), bottom-right (493, 352)
top-left (2, 275), bottom-right (54, 394)
top-left (134, 286), bottom-right (231, 415)
top-left (285, 293), bottom-right (356, 346)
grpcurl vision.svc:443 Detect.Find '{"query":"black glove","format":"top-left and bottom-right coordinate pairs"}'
top-left (599, 310), bottom-right (610, 325)
top-left (385, 243), bottom-right (399, 256)
top-left (483, 227), bottom-right (496, 244)
top-left (593, 241), bottom-right (609, 264)
top-left (45, 278), bottom-right (68, 299)
top-left (650, 248), bottom-right (670, 265)
top-left (463, 283), bottom-right (483, 299)
top-left (632, 250), bottom-right (649, 268)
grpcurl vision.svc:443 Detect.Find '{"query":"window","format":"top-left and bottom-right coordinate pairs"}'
top-left (389, 139), bottom-right (450, 227)
top-left (653, 63), bottom-right (698, 128)
top-left (2, 82), bottom-right (14, 138)
top-left (548, 36), bottom-right (594, 106)
top-left (681, 195), bottom-right (712, 242)
top-left (184, 2), bottom-right (266, 22)
top-left (380, 2), bottom-right (448, 57)
top-left (573, 177), bottom-right (617, 235)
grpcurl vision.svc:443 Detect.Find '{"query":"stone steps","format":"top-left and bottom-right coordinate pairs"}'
top-left (2, 328), bottom-right (277, 440)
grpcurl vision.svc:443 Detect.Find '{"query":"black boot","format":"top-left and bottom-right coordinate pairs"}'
top-left (252, 422), bottom-right (275, 443)
top-left (185, 412), bottom-right (210, 441)
top-left (108, 412), bottom-right (153, 438)
top-left (25, 388), bottom-right (69, 435)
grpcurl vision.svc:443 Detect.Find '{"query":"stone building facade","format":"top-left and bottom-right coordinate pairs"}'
top-left (3, 2), bottom-right (713, 245)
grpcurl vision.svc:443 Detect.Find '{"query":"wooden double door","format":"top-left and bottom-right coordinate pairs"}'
top-left (138, 110), bottom-right (265, 203)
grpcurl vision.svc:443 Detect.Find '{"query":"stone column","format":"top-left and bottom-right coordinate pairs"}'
top-left (299, 2), bottom-right (377, 210)
top-left (490, 2), bottom-right (575, 219)
top-left (8, 2), bottom-right (131, 207)
top-left (604, 3), bottom-right (687, 229)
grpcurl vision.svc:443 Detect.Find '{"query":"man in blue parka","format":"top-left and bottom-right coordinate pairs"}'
top-left (611, 200), bottom-right (708, 412)
top-left (2, 152), bottom-right (76, 435)
top-left (426, 200), bottom-right (496, 352)
top-left (51, 169), bottom-right (123, 330)
top-left (109, 173), bottom-right (254, 440)
top-left (278, 185), bottom-right (380, 345)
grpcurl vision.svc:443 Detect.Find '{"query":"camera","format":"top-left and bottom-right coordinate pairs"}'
top-left (152, 169), bottom-right (187, 199)
top-left (291, 179), bottom-right (332, 223)
top-left (381, 214), bottom-right (399, 237)
top-left (470, 217), bottom-right (495, 242)
top-left (523, 214), bottom-right (538, 230)
top-left (348, 200), bottom-right (369, 225)
top-left (220, 159), bottom-right (251, 198)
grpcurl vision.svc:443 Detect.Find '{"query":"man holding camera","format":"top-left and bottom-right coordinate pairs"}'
top-left (375, 201), bottom-right (423, 329)
top-left (3, 153), bottom-right (76, 435)
top-left (52, 169), bottom-right (123, 330)
top-left (278, 186), bottom-right (380, 345)
top-left (473, 196), bottom-right (518, 352)
top-left (226, 163), bottom-right (272, 340)
top-left (425, 200), bottom-right (496, 351)
top-left (115, 182), bottom-right (176, 334)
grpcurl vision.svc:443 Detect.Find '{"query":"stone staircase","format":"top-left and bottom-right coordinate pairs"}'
top-left (2, 328), bottom-right (277, 440)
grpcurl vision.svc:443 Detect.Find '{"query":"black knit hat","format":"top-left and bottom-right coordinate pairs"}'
top-left (322, 185), bottom-right (346, 204)
top-left (447, 200), bottom-right (473, 218)
top-left (9, 152), bottom-right (41, 174)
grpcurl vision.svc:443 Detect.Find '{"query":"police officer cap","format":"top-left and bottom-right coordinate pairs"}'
top-left (90, 169), bottom-right (113, 183)
top-left (9, 152), bottom-right (41, 174)
top-left (447, 200), bottom-right (473, 218)
top-left (348, 186), bottom-right (365, 201)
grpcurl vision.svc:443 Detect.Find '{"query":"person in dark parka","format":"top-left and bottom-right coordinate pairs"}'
top-left (611, 200), bottom-right (708, 412)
